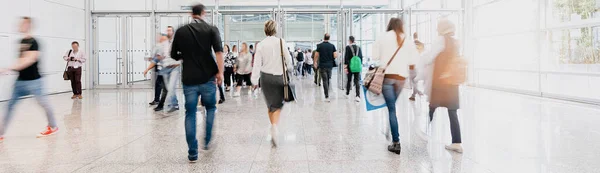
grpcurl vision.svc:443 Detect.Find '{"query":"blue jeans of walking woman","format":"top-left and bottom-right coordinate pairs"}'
top-left (183, 77), bottom-right (217, 160)
top-left (382, 78), bottom-right (405, 143)
top-left (0, 79), bottom-right (56, 136)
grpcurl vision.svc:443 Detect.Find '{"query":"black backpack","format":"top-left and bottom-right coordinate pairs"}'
top-left (297, 51), bottom-right (304, 62)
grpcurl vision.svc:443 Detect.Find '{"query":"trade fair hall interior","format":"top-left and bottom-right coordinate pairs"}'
top-left (0, 0), bottom-right (599, 172)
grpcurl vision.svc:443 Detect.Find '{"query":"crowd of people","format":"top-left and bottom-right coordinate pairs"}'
top-left (0, 3), bottom-right (464, 161)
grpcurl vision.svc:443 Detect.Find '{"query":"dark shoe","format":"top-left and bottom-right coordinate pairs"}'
top-left (154, 107), bottom-right (164, 112)
top-left (218, 99), bottom-right (225, 104)
top-left (409, 97), bottom-right (416, 101)
top-left (387, 143), bottom-right (401, 155)
top-left (188, 155), bottom-right (198, 163)
top-left (203, 143), bottom-right (211, 151)
top-left (167, 107), bottom-right (179, 113)
top-left (149, 101), bottom-right (159, 105)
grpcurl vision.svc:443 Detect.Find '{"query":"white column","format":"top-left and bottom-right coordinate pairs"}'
top-left (85, 0), bottom-right (93, 88)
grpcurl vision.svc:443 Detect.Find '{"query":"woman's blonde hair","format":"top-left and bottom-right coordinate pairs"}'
top-left (241, 42), bottom-right (249, 53)
top-left (264, 20), bottom-right (277, 36)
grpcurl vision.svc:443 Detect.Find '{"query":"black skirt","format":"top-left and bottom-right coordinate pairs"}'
top-left (260, 72), bottom-right (285, 112)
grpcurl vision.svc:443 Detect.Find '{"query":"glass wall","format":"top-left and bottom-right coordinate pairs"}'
top-left (470, 0), bottom-right (600, 102)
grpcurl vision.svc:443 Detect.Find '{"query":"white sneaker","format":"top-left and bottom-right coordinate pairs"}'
top-left (233, 92), bottom-right (240, 97)
top-left (247, 90), bottom-right (252, 95)
top-left (445, 143), bottom-right (463, 153)
top-left (324, 98), bottom-right (331, 102)
top-left (270, 125), bottom-right (278, 147)
top-left (354, 96), bottom-right (361, 102)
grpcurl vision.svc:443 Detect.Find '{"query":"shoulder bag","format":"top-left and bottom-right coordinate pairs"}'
top-left (439, 36), bottom-right (467, 85)
top-left (280, 38), bottom-right (296, 102)
top-left (63, 49), bottom-right (73, 80)
top-left (363, 37), bottom-right (405, 95)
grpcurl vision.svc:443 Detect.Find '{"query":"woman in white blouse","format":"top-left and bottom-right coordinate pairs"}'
top-left (372, 18), bottom-right (419, 155)
top-left (251, 20), bottom-right (293, 147)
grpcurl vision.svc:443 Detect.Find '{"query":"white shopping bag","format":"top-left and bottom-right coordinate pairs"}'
top-left (363, 85), bottom-right (387, 111)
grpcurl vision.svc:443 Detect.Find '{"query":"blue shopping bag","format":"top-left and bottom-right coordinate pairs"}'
top-left (363, 85), bottom-right (386, 111)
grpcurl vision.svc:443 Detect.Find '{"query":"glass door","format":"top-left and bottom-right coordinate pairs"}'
top-left (92, 13), bottom-right (152, 88)
top-left (280, 9), bottom-right (347, 90)
top-left (94, 16), bottom-right (123, 86)
top-left (125, 16), bottom-right (153, 86)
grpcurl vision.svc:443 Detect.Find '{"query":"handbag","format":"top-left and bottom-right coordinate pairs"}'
top-left (363, 37), bottom-right (405, 95)
top-left (63, 50), bottom-right (73, 80)
top-left (439, 36), bottom-right (467, 85)
top-left (280, 38), bottom-right (296, 102)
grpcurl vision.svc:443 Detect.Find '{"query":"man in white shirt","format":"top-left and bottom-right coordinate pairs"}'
top-left (63, 41), bottom-right (86, 99)
top-left (410, 32), bottom-right (424, 101)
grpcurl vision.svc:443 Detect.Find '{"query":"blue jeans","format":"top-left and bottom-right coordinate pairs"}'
top-left (183, 78), bottom-right (217, 157)
top-left (162, 67), bottom-right (180, 108)
top-left (0, 79), bottom-right (56, 136)
top-left (382, 78), bottom-right (405, 143)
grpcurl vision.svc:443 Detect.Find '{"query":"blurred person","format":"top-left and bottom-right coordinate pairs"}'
top-left (314, 33), bottom-right (338, 102)
top-left (418, 18), bottom-right (463, 153)
top-left (312, 46), bottom-right (321, 86)
top-left (143, 34), bottom-right (180, 112)
top-left (249, 44), bottom-right (254, 54)
top-left (167, 26), bottom-right (175, 42)
top-left (409, 32), bottom-right (425, 101)
top-left (251, 20), bottom-right (294, 147)
top-left (344, 36), bottom-right (363, 102)
top-left (373, 17), bottom-right (419, 155)
top-left (0, 17), bottom-right (59, 142)
top-left (231, 44), bottom-right (239, 83)
top-left (63, 41), bottom-right (86, 99)
top-left (223, 44), bottom-right (235, 91)
top-left (170, 4), bottom-right (224, 162)
top-left (233, 42), bottom-right (253, 97)
top-left (304, 49), bottom-right (313, 75)
top-left (148, 28), bottom-right (175, 106)
top-left (232, 45), bottom-right (239, 58)
top-left (252, 42), bottom-right (260, 68)
top-left (295, 48), bottom-right (304, 77)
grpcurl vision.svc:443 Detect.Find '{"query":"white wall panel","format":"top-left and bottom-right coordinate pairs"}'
top-left (477, 70), bottom-right (540, 92)
top-left (0, 0), bottom-right (86, 101)
top-left (44, 0), bottom-right (85, 9)
top-left (474, 33), bottom-right (539, 71)
top-left (93, 0), bottom-right (151, 11)
top-left (0, 0), bottom-right (31, 33)
top-left (542, 74), bottom-right (600, 100)
top-left (31, 0), bottom-right (85, 39)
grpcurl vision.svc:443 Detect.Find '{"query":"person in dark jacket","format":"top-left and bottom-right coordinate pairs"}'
top-left (344, 36), bottom-right (363, 102)
top-left (170, 4), bottom-right (224, 162)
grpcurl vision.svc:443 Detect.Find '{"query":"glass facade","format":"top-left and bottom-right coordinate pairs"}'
top-left (470, 0), bottom-right (600, 102)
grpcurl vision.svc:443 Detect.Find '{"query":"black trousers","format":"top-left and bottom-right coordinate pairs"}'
top-left (157, 85), bottom-right (168, 108)
top-left (319, 68), bottom-right (333, 98)
top-left (236, 74), bottom-right (252, 86)
top-left (67, 67), bottom-right (82, 95)
top-left (218, 85), bottom-right (225, 101)
top-left (224, 67), bottom-right (235, 87)
top-left (429, 107), bottom-right (462, 143)
top-left (346, 72), bottom-right (360, 97)
top-left (304, 64), bottom-right (313, 75)
top-left (154, 75), bottom-right (164, 102)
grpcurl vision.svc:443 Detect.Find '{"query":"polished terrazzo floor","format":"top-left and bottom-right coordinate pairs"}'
top-left (0, 77), bottom-right (599, 173)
